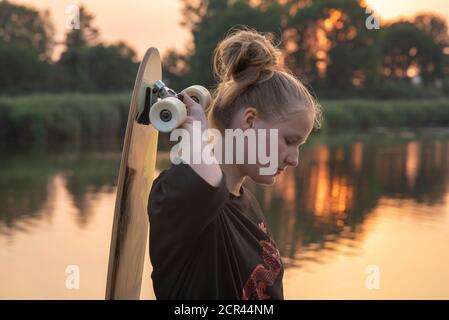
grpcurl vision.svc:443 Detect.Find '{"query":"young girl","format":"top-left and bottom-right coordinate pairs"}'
top-left (148, 28), bottom-right (321, 300)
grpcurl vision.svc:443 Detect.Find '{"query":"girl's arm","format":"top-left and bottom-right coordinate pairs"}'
top-left (178, 92), bottom-right (223, 188)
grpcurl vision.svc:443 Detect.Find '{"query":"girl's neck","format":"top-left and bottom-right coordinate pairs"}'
top-left (220, 164), bottom-right (245, 197)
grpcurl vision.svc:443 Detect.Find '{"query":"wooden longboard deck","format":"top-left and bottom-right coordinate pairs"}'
top-left (105, 48), bottom-right (160, 300)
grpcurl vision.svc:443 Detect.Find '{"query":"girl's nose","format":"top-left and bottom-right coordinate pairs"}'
top-left (285, 149), bottom-right (299, 168)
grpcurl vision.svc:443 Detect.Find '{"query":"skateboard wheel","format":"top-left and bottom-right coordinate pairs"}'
top-left (150, 96), bottom-right (187, 132)
top-left (181, 85), bottom-right (211, 109)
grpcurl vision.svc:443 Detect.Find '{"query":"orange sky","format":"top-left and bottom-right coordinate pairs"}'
top-left (11, 0), bottom-right (449, 60)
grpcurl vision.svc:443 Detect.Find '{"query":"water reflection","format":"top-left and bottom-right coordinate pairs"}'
top-left (247, 136), bottom-right (449, 270)
top-left (0, 143), bottom-right (121, 238)
top-left (0, 131), bottom-right (449, 299)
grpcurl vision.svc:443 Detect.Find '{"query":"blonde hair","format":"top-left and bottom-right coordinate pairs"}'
top-left (206, 27), bottom-right (322, 132)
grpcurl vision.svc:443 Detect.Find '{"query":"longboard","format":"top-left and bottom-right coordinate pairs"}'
top-left (105, 47), bottom-right (160, 300)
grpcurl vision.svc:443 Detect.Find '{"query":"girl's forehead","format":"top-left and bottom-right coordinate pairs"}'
top-left (269, 114), bottom-right (312, 143)
top-left (278, 109), bottom-right (314, 131)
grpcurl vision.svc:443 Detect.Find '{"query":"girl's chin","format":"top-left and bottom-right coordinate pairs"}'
top-left (250, 174), bottom-right (277, 185)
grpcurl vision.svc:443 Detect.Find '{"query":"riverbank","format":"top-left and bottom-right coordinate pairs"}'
top-left (1, 94), bottom-right (448, 144)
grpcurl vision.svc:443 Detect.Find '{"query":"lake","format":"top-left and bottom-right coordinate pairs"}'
top-left (1, 128), bottom-right (448, 299)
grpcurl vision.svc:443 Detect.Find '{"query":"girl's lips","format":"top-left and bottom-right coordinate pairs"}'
top-left (276, 168), bottom-right (285, 175)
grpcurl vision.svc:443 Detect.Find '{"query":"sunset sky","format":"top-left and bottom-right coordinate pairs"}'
top-left (11, 0), bottom-right (449, 60)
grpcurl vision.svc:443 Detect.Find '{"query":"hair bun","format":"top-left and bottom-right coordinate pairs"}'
top-left (213, 28), bottom-right (281, 86)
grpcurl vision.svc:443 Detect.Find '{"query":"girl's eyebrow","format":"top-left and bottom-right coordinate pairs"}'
top-left (296, 135), bottom-right (309, 145)
top-left (288, 134), bottom-right (305, 144)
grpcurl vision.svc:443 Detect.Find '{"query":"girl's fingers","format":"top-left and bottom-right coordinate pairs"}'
top-left (180, 116), bottom-right (195, 129)
top-left (176, 93), bottom-right (184, 101)
top-left (179, 92), bottom-right (195, 108)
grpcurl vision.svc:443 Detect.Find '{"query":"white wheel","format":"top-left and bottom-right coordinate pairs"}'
top-left (149, 96), bottom-right (187, 132)
top-left (181, 85), bottom-right (211, 109)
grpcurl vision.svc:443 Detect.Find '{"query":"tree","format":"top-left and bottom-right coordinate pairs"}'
top-left (79, 42), bottom-right (138, 92)
top-left (414, 14), bottom-right (449, 81)
top-left (64, 5), bottom-right (99, 51)
top-left (284, 0), bottom-right (380, 90)
top-left (54, 41), bottom-right (138, 93)
top-left (164, 0), bottom-right (284, 90)
top-left (55, 6), bottom-right (137, 92)
top-left (0, 0), bottom-right (55, 61)
top-left (414, 14), bottom-right (449, 46)
top-left (381, 21), bottom-right (445, 85)
top-left (0, 40), bottom-right (49, 94)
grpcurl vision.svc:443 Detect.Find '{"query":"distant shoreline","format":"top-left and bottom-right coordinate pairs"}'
top-left (1, 94), bottom-right (449, 144)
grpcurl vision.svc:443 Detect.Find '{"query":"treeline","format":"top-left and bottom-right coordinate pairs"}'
top-left (164, 0), bottom-right (449, 99)
top-left (1, 0), bottom-right (448, 99)
top-left (0, 2), bottom-right (138, 94)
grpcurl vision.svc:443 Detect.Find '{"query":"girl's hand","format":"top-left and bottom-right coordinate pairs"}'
top-left (177, 93), bottom-right (208, 132)
top-left (176, 93), bottom-right (222, 188)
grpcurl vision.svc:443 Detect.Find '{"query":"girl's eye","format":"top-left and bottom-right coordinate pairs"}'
top-left (285, 138), bottom-right (296, 145)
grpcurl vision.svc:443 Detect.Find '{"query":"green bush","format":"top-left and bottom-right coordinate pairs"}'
top-left (0, 94), bottom-right (130, 144)
top-left (1, 94), bottom-right (448, 144)
top-left (366, 81), bottom-right (445, 100)
top-left (320, 99), bottom-right (449, 130)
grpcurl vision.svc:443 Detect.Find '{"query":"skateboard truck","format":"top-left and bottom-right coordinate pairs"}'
top-left (152, 80), bottom-right (176, 98)
top-left (149, 80), bottom-right (211, 133)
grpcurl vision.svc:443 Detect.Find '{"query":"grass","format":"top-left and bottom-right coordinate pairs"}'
top-left (1, 94), bottom-right (448, 144)
top-left (319, 99), bottom-right (449, 132)
top-left (0, 93), bottom-right (130, 144)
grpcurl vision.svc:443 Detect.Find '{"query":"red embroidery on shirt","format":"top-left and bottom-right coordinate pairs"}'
top-left (241, 222), bottom-right (282, 300)
top-left (258, 222), bottom-right (267, 234)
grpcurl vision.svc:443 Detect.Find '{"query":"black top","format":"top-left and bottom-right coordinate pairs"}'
top-left (148, 162), bottom-right (284, 300)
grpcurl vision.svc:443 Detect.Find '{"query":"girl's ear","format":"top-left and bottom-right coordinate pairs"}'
top-left (241, 107), bottom-right (258, 130)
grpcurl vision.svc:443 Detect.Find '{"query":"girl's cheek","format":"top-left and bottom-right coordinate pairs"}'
top-left (277, 139), bottom-right (287, 162)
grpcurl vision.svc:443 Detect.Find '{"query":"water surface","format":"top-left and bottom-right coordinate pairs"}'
top-left (1, 129), bottom-right (448, 299)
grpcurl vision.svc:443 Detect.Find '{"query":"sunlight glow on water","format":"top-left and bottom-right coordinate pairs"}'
top-left (1, 132), bottom-right (448, 299)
